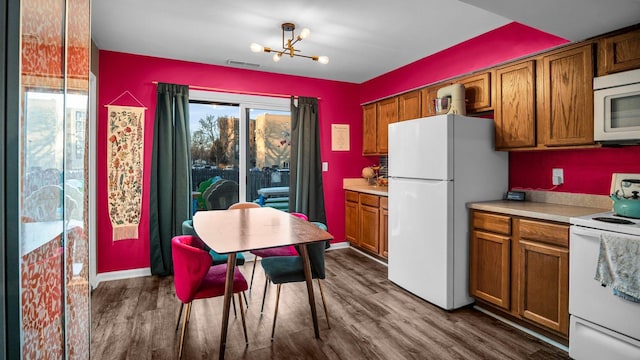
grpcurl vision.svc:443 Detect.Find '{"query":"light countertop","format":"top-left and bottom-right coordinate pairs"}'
top-left (468, 197), bottom-right (610, 223)
top-left (343, 178), bottom-right (388, 196)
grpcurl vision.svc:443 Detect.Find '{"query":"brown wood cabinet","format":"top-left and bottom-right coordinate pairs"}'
top-left (469, 210), bottom-right (570, 338)
top-left (379, 197), bottom-right (389, 258)
top-left (470, 212), bottom-right (511, 310)
top-left (376, 98), bottom-right (398, 154)
top-left (345, 191), bottom-right (359, 245)
top-left (362, 104), bottom-right (377, 155)
top-left (597, 27), bottom-right (640, 76)
top-left (358, 193), bottom-right (380, 253)
top-left (459, 71), bottom-right (493, 113)
top-left (537, 44), bottom-right (594, 147)
top-left (494, 60), bottom-right (537, 149)
top-left (344, 190), bottom-right (388, 258)
top-left (362, 98), bottom-right (398, 155)
top-left (398, 90), bottom-right (421, 121)
top-left (518, 219), bottom-right (569, 335)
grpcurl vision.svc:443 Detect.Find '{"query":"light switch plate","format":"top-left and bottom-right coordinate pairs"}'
top-left (610, 173), bottom-right (640, 196)
top-left (322, 162), bottom-right (328, 172)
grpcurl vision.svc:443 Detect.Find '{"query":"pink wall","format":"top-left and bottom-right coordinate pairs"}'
top-left (509, 147), bottom-right (640, 195)
top-left (97, 51), bottom-right (368, 273)
top-left (98, 21), bottom-right (640, 273)
top-left (360, 22), bottom-right (568, 104)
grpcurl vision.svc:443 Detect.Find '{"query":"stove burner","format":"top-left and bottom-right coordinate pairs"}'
top-left (592, 217), bottom-right (635, 225)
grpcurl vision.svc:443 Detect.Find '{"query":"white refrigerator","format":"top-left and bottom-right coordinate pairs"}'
top-left (387, 114), bottom-right (508, 310)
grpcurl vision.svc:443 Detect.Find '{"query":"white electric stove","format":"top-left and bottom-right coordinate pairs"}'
top-left (569, 211), bottom-right (640, 360)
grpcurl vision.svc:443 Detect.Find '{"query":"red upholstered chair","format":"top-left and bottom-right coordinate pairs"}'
top-left (171, 235), bottom-right (249, 359)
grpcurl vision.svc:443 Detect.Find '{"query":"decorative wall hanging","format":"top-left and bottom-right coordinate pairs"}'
top-left (106, 100), bottom-right (145, 241)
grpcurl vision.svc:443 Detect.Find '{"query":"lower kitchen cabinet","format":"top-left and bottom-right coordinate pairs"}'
top-left (344, 190), bottom-right (388, 259)
top-left (359, 193), bottom-right (380, 253)
top-left (518, 219), bottom-right (570, 335)
top-left (345, 191), bottom-right (359, 245)
top-left (469, 210), bottom-right (570, 338)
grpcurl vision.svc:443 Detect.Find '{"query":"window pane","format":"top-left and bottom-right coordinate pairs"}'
top-left (248, 108), bottom-right (290, 204)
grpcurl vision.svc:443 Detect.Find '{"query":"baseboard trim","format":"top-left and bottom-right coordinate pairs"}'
top-left (347, 245), bottom-right (388, 266)
top-left (94, 267), bottom-right (152, 288)
top-left (327, 241), bottom-right (350, 251)
top-left (473, 305), bottom-right (569, 352)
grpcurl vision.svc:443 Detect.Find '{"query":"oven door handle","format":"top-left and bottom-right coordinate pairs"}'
top-left (570, 226), bottom-right (603, 238)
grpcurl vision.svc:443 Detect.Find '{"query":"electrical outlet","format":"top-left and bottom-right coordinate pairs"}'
top-left (322, 162), bottom-right (328, 172)
top-left (552, 168), bottom-right (564, 185)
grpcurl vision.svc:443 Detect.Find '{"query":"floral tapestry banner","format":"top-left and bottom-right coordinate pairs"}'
top-left (107, 105), bottom-right (144, 241)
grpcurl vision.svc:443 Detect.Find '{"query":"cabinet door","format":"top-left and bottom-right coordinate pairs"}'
top-left (597, 28), bottom-right (640, 75)
top-left (494, 60), bottom-right (536, 149)
top-left (376, 97), bottom-right (398, 154)
top-left (539, 44), bottom-right (594, 147)
top-left (459, 72), bottom-right (492, 113)
top-left (345, 193), bottom-right (359, 245)
top-left (379, 197), bottom-right (388, 258)
top-left (470, 230), bottom-right (511, 309)
top-left (359, 205), bottom-right (380, 254)
top-left (519, 240), bottom-right (569, 335)
top-left (398, 90), bottom-right (421, 121)
top-left (362, 103), bottom-right (377, 155)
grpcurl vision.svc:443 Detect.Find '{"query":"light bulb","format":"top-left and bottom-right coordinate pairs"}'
top-left (299, 28), bottom-right (311, 39)
top-left (318, 56), bottom-right (329, 64)
top-left (273, 53), bottom-right (281, 62)
top-left (250, 43), bottom-right (264, 52)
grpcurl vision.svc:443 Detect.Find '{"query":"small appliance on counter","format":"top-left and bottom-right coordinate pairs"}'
top-left (434, 83), bottom-right (466, 116)
top-left (610, 173), bottom-right (640, 219)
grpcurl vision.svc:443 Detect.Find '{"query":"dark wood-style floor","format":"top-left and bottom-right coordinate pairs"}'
top-left (91, 248), bottom-right (569, 359)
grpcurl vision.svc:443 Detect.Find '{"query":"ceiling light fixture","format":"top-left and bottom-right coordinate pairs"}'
top-left (250, 22), bottom-right (329, 64)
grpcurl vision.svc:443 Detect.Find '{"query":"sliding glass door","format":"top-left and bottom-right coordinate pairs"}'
top-left (189, 91), bottom-right (290, 209)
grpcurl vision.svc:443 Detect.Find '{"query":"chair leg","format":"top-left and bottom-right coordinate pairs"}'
top-left (249, 256), bottom-right (259, 292)
top-left (318, 279), bottom-right (331, 329)
top-left (178, 302), bottom-right (192, 360)
top-left (175, 302), bottom-right (184, 332)
top-left (243, 291), bottom-right (249, 309)
top-left (260, 276), bottom-right (269, 313)
top-left (238, 292), bottom-right (248, 345)
top-left (271, 284), bottom-right (282, 341)
top-left (232, 294), bottom-right (237, 318)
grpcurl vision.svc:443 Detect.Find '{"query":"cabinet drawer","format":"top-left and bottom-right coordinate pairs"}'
top-left (519, 219), bottom-right (569, 248)
top-left (345, 191), bottom-right (359, 203)
top-left (380, 196), bottom-right (388, 210)
top-left (473, 212), bottom-right (511, 235)
top-left (359, 193), bottom-right (379, 207)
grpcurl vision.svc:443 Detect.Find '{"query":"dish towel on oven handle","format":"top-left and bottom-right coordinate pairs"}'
top-left (594, 232), bottom-right (640, 303)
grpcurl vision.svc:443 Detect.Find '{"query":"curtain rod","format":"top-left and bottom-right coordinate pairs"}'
top-left (151, 81), bottom-right (320, 100)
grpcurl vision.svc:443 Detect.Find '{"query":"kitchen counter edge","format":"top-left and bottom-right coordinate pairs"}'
top-left (343, 184), bottom-right (388, 197)
top-left (467, 200), bottom-right (609, 223)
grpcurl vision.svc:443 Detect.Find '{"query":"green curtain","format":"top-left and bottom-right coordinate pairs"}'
top-left (149, 83), bottom-right (191, 276)
top-left (288, 96), bottom-right (326, 224)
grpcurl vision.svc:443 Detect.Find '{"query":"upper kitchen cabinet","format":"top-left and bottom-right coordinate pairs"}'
top-left (376, 97), bottom-right (399, 154)
top-left (597, 27), bottom-right (640, 76)
top-left (494, 60), bottom-right (536, 149)
top-left (459, 71), bottom-right (493, 113)
top-left (362, 97), bottom-right (398, 155)
top-left (362, 103), bottom-right (377, 155)
top-left (537, 44), bottom-right (595, 147)
top-left (398, 90), bottom-right (422, 121)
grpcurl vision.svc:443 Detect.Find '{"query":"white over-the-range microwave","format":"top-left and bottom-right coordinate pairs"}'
top-left (594, 68), bottom-right (640, 144)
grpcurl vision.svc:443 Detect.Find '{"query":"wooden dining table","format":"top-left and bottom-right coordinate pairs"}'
top-left (193, 206), bottom-right (333, 359)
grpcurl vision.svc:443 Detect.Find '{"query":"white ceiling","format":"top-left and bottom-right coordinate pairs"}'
top-left (91, 0), bottom-right (640, 84)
